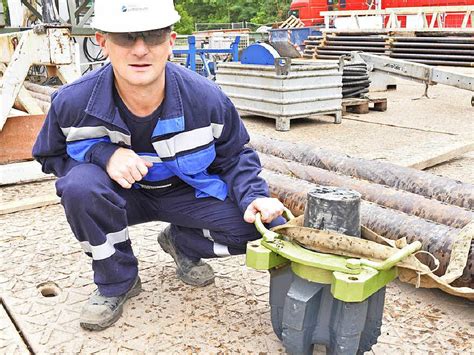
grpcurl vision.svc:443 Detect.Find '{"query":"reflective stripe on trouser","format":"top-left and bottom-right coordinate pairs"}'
top-left (55, 163), bottom-right (285, 297)
top-left (56, 164), bottom-right (137, 297)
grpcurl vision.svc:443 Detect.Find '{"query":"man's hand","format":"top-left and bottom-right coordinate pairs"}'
top-left (106, 148), bottom-right (153, 189)
top-left (244, 197), bottom-right (285, 224)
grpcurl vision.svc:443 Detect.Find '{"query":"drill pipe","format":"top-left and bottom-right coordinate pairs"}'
top-left (23, 82), bottom-right (56, 97)
top-left (250, 134), bottom-right (474, 210)
top-left (259, 153), bottom-right (473, 229)
top-left (260, 169), bottom-right (473, 288)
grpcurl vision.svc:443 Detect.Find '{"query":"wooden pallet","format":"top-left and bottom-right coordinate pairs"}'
top-left (279, 15), bottom-right (305, 29)
top-left (342, 97), bottom-right (387, 115)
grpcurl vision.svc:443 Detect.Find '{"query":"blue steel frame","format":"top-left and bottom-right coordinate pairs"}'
top-left (173, 35), bottom-right (240, 77)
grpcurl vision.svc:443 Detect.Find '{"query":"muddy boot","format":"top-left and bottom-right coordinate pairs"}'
top-left (158, 226), bottom-right (215, 287)
top-left (80, 276), bottom-right (142, 331)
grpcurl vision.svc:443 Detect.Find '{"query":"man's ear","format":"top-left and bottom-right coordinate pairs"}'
top-left (168, 31), bottom-right (177, 56)
top-left (95, 31), bottom-right (109, 57)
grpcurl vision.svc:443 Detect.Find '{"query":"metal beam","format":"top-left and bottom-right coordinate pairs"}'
top-left (20, 0), bottom-right (42, 21)
top-left (354, 52), bottom-right (474, 92)
top-left (76, 4), bottom-right (93, 27)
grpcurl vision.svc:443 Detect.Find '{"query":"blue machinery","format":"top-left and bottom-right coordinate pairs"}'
top-left (173, 35), bottom-right (240, 77)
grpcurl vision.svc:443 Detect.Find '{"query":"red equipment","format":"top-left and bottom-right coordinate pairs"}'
top-left (289, 0), bottom-right (473, 27)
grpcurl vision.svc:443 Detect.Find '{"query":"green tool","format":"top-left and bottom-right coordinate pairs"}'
top-left (247, 209), bottom-right (421, 302)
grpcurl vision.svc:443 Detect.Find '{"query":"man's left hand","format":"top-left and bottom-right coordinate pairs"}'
top-left (244, 197), bottom-right (285, 224)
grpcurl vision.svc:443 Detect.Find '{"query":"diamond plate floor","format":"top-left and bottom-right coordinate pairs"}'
top-left (0, 300), bottom-right (30, 354)
top-left (1, 182), bottom-right (473, 353)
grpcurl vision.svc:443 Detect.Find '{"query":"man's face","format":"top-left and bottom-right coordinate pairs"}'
top-left (95, 29), bottom-right (177, 88)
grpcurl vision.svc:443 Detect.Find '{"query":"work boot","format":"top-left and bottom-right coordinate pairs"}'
top-left (80, 276), bottom-right (142, 331)
top-left (158, 226), bottom-right (215, 287)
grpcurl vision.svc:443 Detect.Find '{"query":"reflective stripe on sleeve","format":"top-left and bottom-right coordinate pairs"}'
top-left (61, 126), bottom-right (131, 145)
top-left (139, 155), bottom-right (163, 163)
top-left (211, 123), bottom-right (224, 139)
top-left (153, 124), bottom-right (224, 159)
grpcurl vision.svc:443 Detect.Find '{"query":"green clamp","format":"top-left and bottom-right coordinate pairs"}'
top-left (246, 210), bottom-right (421, 302)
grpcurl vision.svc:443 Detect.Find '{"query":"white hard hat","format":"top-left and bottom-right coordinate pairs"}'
top-left (91, 0), bottom-right (181, 33)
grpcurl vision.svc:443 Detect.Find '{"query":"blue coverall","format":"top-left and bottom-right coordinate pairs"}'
top-left (33, 62), bottom-right (283, 296)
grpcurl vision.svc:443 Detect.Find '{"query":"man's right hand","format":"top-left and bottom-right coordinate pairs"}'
top-left (106, 148), bottom-right (153, 189)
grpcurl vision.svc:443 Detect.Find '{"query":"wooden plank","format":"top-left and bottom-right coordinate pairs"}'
top-left (8, 108), bottom-right (28, 117)
top-left (0, 195), bottom-right (60, 216)
top-left (369, 97), bottom-right (388, 111)
top-left (342, 98), bottom-right (370, 115)
top-left (0, 114), bottom-right (46, 164)
top-left (407, 142), bottom-right (474, 170)
top-left (0, 161), bottom-right (53, 186)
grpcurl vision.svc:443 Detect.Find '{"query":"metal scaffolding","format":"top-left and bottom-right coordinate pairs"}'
top-left (1, 0), bottom-right (95, 35)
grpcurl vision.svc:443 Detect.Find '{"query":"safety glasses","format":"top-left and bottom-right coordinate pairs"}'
top-left (106, 29), bottom-right (171, 48)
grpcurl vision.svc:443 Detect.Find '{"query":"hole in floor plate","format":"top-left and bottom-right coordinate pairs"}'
top-left (37, 281), bottom-right (61, 298)
top-left (348, 276), bottom-right (359, 281)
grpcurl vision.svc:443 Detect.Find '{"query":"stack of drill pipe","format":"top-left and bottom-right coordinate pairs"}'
top-left (248, 134), bottom-right (474, 287)
top-left (259, 153), bottom-right (473, 229)
top-left (389, 36), bottom-right (474, 67)
top-left (23, 81), bottom-right (55, 112)
top-left (250, 134), bottom-right (474, 210)
top-left (260, 169), bottom-right (473, 289)
top-left (303, 36), bottom-right (323, 58)
top-left (342, 62), bottom-right (370, 98)
top-left (315, 34), bottom-right (389, 60)
top-left (23, 81), bottom-right (56, 98)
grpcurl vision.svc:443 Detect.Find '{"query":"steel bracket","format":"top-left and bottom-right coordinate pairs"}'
top-left (274, 57), bottom-right (291, 75)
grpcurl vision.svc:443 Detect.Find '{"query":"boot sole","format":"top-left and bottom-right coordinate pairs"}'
top-left (177, 269), bottom-right (215, 287)
top-left (80, 279), bottom-right (142, 331)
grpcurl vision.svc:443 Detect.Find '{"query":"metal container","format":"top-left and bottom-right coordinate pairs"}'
top-left (269, 27), bottom-right (322, 58)
top-left (216, 60), bottom-right (343, 131)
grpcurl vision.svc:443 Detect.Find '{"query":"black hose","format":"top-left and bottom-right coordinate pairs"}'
top-left (83, 37), bottom-right (106, 62)
top-left (342, 61), bottom-right (370, 98)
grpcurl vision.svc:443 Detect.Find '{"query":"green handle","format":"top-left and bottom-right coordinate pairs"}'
top-left (254, 207), bottom-right (294, 242)
top-left (346, 241), bottom-right (422, 271)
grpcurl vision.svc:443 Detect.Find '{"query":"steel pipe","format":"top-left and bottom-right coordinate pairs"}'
top-left (261, 170), bottom-right (473, 288)
top-left (28, 91), bottom-right (51, 103)
top-left (390, 47), bottom-right (474, 55)
top-left (259, 153), bottom-right (473, 228)
top-left (389, 53), bottom-right (474, 62)
top-left (250, 134), bottom-right (474, 210)
top-left (23, 82), bottom-right (57, 97)
top-left (392, 42), bottom-right (474, 49)
top-left (326, 35), bottom-right (388, 41)
top-left (392, 37), bottom-right (474, 43)
top-left (389, 57), bottom-right (474, 67)
top-left (324, 41), bottom-right (387, 46)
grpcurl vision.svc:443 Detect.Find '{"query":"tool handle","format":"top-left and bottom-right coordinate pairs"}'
top-left (347, 241), bottom-right (422, 271)
top-left (255, 207), bottom-right (294, 242)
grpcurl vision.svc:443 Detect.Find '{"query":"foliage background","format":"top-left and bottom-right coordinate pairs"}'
top-left (174, 0), bottom-right (292, 34)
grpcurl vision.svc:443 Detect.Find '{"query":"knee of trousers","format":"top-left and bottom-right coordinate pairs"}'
top-left (216, 221), bottom-right (261, 249)
top-left (56, 163), bottom-right (125, 211)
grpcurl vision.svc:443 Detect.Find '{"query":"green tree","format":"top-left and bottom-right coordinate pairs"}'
top-left (174, 0), bottom-right (292, 32)
top-left (174, 4), bottom-right (194, 34)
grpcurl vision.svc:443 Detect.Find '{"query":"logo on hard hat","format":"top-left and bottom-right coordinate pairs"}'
top-left (120, 3), bottom-right (148, 13)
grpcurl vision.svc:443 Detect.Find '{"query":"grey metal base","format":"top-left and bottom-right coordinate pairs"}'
top-left (269, 266), bottom-right (385, 355)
